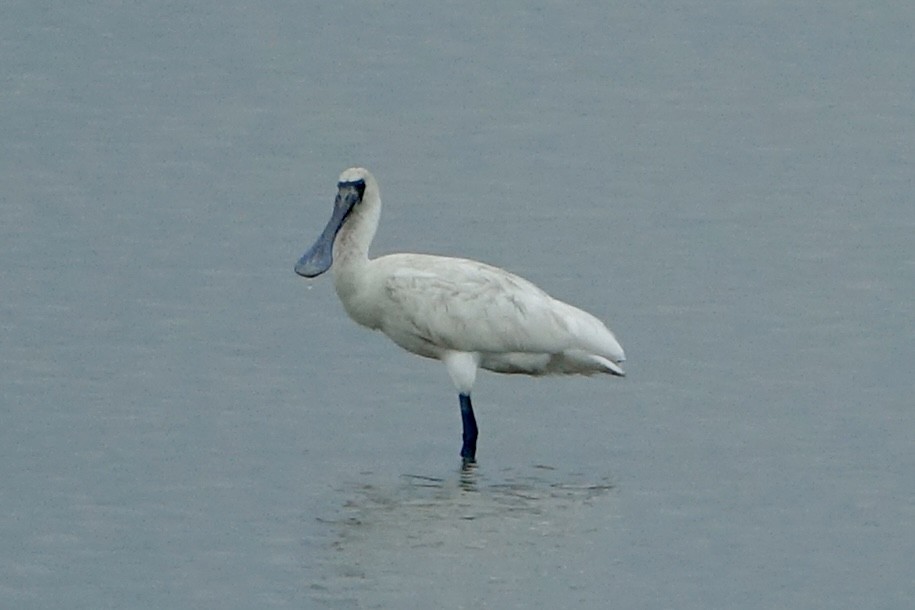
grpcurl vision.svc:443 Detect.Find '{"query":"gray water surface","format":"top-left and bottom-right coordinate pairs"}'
top-left (3, 2), bottom-right (913, 608)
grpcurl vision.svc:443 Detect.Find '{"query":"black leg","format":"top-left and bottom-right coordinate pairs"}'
top-left (459, 393), bottom-right (478, 464)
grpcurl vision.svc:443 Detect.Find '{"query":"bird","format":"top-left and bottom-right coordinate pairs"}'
top-left (294, 167), bottom-right (625, 465)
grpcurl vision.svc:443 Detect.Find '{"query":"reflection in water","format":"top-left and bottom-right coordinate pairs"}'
top-left (380, 465), bottom-right (615, 519)
top-left (309, 465), bottom-right (617, 607)
top-left (459, 461), bottom-right (477, 492)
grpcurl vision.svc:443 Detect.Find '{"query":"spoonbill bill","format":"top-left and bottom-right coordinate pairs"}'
top-left (294, 168), bottom-right (625, 464)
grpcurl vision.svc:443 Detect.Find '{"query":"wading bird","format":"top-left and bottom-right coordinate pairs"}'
top-left (295, 168), bottom-right (625, 465)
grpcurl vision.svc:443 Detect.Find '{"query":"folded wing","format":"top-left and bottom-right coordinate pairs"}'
top-left (376, 255), bottom-right (625, 367)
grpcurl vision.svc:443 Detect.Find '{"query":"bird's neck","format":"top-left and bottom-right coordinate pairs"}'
top-left (330, 204), bottom-right (379, 328)
top-left (332, 200), bottom-right (377, 269)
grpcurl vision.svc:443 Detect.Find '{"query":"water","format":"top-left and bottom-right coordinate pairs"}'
top-left (2, 1), bottom-right (913, 608)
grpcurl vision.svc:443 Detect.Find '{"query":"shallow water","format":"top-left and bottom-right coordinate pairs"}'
top-left (310, 465), bottom-right (619, 609)
top-left (3, 1), bottom-right (913, 608)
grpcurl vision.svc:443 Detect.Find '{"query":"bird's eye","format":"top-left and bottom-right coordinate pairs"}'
top-left (337, 179), bottom-right (366, 201)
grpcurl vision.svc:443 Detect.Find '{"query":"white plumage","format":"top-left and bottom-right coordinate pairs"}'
top-left (295, 167), bottom-right (625, 463)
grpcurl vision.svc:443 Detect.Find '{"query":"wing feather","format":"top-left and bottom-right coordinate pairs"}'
top-left (375, 254), bottom-right (622, 361)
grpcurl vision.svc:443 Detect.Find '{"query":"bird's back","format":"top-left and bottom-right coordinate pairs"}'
top-left (364, 253), bottom-right (624, 373)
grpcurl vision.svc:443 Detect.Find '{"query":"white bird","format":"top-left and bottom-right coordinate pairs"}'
top-left (295, 167), bottom-right (625, 464)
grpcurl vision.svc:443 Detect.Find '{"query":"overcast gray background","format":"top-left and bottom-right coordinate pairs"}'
top-left (2, 1), bottom-right (913, 608)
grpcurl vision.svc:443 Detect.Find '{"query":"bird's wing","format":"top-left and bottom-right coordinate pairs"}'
top-left (378, 255), bottom-right (621, 359)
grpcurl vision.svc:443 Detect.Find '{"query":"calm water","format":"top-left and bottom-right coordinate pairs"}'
top-left (2, 1), bottom-right (913, 608)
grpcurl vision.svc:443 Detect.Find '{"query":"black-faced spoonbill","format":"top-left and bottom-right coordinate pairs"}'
top-left (295, 167), bottom-right (625, 465)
